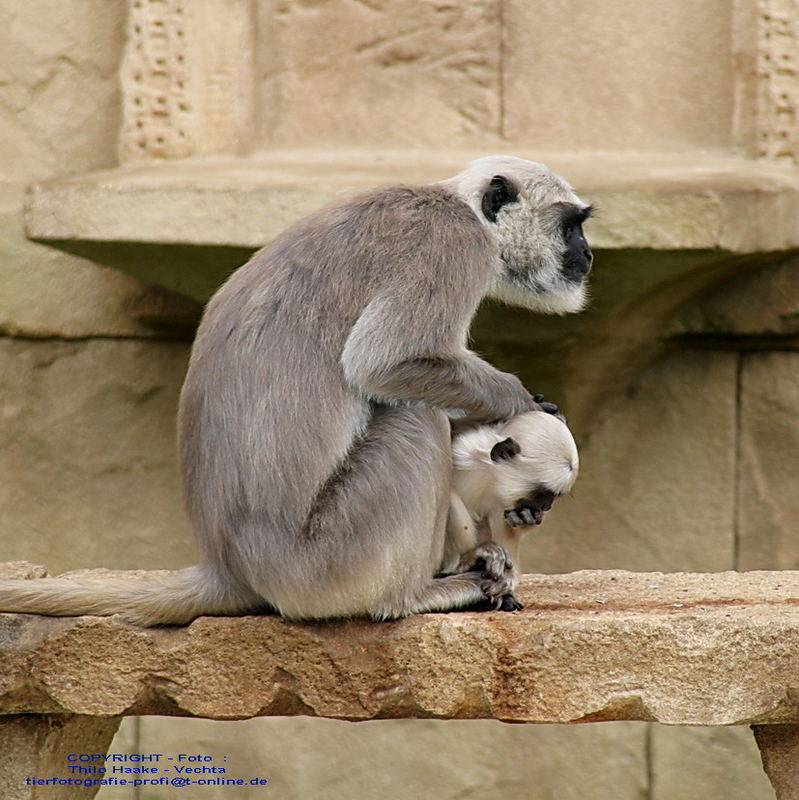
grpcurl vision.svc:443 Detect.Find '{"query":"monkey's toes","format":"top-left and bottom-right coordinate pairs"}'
top-left (499, 593), bottom-right (523, 612)
top-left (475, 541), bottom-right (514, 581)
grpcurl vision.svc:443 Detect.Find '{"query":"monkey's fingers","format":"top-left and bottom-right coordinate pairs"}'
top-left (505, 509), bottom-right (542, 527)
top-left (532, 394), bottom-right (560, 415)
top-left (468, 541), bottom-right (513, 581)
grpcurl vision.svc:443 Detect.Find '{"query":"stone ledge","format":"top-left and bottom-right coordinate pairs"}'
top-left (25, 150), bottom-right (799, 253)
top-left (2, 564), bottom-right (799, 726)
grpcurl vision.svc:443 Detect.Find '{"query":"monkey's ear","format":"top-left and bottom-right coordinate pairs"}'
top-left (481, 175), bottom-right (519, 223)
top-left (490, 437), bottom-right (521, 462)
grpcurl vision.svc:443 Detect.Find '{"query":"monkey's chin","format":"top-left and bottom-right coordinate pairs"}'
top-left (488, 279), bottom-right (588, 315)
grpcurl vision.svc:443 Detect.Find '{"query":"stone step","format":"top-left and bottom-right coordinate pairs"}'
top-left (2, 563), bottom-right (799, 726)
top-left (25, 149), bottom-right (799, 253)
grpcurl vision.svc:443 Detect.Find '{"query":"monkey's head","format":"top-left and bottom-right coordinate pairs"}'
top-left (447, 155), bottom-right (594, 315)
top-left (451, 411), bottom-right (579, 525)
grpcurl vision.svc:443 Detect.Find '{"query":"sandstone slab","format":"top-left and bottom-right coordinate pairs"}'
top-left (3, 566), bottom-right (799, 727)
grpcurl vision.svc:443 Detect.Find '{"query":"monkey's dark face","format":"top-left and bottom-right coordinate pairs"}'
top-left (477, 169), bottom-right (594, 315)
top-left (557, 202), bottom-right (594, 283)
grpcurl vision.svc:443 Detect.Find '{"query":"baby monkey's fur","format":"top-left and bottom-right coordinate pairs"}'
top-left (443, 412), bottom-right (579, 610)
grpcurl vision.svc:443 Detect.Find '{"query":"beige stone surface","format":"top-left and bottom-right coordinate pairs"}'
top-left (0, 184), bottom-right (198, 339)
top-left (4, 567), bottom-right (799, 727)
top-left (651, 726), bottom-right (774, 800)
top-left (523, 349), bottom-right (738, 573)
top-left (738, 352), bottom-right (799, 570)
top-left (257, 0), bottom-right (501, 150)
top-left (670, 256), bottom-right (799, 337)
top-left (123, 716), bottom-right (647, 800)
top-left (120, 0), bottom-right (255, 162)
top-left (753, 724), bottom-right (799, 800)
top-left (0, 338), bottom-right (196, 572)
top-left (503, 0), bottom-right (735, 152)
top-left (0, 1), bottom-right (125, 183)
top-left (24, 152), bottom-right (799, 257)
top-left (0, 714), bottom-right (120, 800)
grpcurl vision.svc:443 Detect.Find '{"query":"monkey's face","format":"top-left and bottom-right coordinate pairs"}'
top-left (449, 156), bottom-right (593, 315)
top-left (485, 411), bottom-right (579, 526)
top-left (484, 174), bottom-right (594, 315)
top-left (489, 435), bottom-right (566, 525)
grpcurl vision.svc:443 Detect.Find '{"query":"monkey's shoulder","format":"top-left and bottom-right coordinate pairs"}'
top-left (348, 184), bottom-right (486, 232)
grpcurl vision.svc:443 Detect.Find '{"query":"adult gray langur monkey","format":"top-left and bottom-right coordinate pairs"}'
top-left (443, 411), bottom-right (579, 611)
top-left (0, 155), bottom-right (593, 625)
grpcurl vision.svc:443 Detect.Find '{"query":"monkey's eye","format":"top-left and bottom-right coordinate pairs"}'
top-left (481, 175), bottom-right (519, 223)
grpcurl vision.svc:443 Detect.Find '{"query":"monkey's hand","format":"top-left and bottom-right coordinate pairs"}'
top-left (453, 542), bottom-right (518, 610)
top-left (532, 393), bottom-right (560, 415)
top-left (504, 489), bottom-right (556, 528)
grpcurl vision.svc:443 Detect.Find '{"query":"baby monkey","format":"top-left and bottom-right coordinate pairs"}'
top-left (442, 410), bottom-right (579, 611)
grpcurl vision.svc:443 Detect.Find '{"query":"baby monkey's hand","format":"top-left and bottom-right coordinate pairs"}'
top-left (504, 489), bottom-right (556, 527)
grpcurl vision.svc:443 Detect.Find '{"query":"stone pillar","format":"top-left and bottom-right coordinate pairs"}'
top-left (752, 724), bottom-right (799, 799)
top-left (0, 714), bottom-right (120, 800)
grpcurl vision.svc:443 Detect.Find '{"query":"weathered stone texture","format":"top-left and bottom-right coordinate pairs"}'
top-left (755, 1), bottom-right (799, 161)
top-left (25, 154), bottom-right (799, 257)
top-left (257, 0), bottom-right (502, 148)
top-left (502, 0), bottom-right (735, 151)
top-left (4, 568), bottom-right (799, 728)
top-left (0, 2), bottom-right (184, 341)
top-left (670, 257), bottom-right (799, 336)
top-left (0, 1), bottom-right (125, 182)
top-left (0, 186), bottom-right (192, 339)
top-left (134, 716), bottom-right (647, 800)
top-left (120, 0), bottom-right (255, 162)
top-left (0, 714), bottom-right (119, 800)
top-left (738, 352), bottom-right (799, 570)
top-left (651, 726), bottom-right (775, 800)
top-left (0, 339), bottom-right (195, 572)
top-left (753, 724), bottom-right (799, 800)
top-left (522, 349), bottom-right (738, 574)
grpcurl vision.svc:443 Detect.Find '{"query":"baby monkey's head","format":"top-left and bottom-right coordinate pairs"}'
top-left (452, 410), bottom-right (578, 526)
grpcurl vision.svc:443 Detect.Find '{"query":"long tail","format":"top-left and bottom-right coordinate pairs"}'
top-left (0, 565), bottom-right (254, 626)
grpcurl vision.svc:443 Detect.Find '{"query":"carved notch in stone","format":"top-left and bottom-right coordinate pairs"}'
top-left (119, 0), bottom-right (255, 162)
top-left (756, 0), bottom-right (799, 162)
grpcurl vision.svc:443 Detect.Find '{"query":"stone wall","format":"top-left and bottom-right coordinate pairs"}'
top-left (2, 2), bottom-right (797, 799)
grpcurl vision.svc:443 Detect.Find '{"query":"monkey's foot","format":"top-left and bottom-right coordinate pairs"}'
top-left (499, 593), bottom-right (523, 612)
top-left (454, 542), bottom-right (518, 608)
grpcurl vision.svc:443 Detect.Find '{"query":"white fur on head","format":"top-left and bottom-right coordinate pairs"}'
top-left (451, 411), bottom-right (579, 517)
top-left (442, 155), bottom-right (591, 315)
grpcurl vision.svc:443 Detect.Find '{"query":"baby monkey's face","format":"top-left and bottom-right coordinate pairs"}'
top-left (485, 411), bottom-right (577, 528)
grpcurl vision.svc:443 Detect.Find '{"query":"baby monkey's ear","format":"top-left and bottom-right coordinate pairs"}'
top-left (490, 437), bottom-right (521, 463)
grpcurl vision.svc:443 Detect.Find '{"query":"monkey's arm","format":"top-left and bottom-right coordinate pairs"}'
top-left (441, 490), bottom-right (479, 574)
top-left (341, 297), bottom-right (536, 421)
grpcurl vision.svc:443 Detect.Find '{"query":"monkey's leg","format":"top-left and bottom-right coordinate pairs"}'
top-left (441, 491), bottom-right (479, 575)
top-left (485, 509), bottom-right (524, 612)
top-left (250, 405), bottom-right (511, 620)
